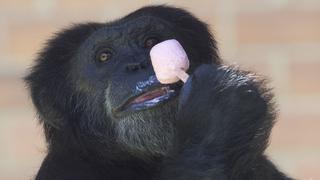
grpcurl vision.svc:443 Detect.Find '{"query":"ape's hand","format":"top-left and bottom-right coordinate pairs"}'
top-left (175, 64), bottom-right (272, 154)
top-left (158, 64), bottom-right (275, 180)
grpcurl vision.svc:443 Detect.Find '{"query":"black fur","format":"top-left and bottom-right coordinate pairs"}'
top-left (25, 5), bottom-right (292, 180)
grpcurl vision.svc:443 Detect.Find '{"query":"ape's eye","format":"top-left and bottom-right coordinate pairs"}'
top-left (96, 50), bottom-right (112, 62)
top-left (144, 37), bottom-right (159, 48)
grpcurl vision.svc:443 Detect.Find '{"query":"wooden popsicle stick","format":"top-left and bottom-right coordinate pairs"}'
top-left (175, 68), bottom-right (189, 83)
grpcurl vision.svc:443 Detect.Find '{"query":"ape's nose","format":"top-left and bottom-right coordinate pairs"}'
top-left (126, 61), bottom-right (148, 72)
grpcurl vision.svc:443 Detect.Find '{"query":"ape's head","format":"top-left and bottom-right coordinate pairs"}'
top-left (25, 6), bottom-right (220, 159)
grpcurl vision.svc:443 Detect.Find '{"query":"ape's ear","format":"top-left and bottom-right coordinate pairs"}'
top-left (24, 23), bottom-right (101, 130)
top-left (125, 5), bottom-right (220, 64)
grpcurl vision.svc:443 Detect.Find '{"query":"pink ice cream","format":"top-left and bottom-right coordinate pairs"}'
top-left (150, 39), bottom-right (190, 84)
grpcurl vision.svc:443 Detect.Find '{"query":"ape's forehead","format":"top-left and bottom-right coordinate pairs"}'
top-left (87, 16), bottom-right (174, 44)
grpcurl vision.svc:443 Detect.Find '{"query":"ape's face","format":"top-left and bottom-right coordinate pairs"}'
top-left (72, 16), bottom-right (186, 156)
top-left (26, 6), bottom-right (218, 158)
top-left (75, 16), bottom-right (181, 116)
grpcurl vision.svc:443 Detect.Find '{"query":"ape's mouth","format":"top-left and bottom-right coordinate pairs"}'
top-left (116, 83), bottom-right (181, 113)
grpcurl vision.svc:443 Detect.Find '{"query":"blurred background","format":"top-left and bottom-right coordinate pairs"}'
top-left (0, 0), bottom-right (319, 179)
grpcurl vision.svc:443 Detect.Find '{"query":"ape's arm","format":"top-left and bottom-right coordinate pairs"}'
top-left (158, 65), bottom-right (291, 180)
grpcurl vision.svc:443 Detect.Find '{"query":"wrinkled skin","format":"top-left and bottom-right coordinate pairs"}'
top-left (25, 5), bottom-right (292, 180)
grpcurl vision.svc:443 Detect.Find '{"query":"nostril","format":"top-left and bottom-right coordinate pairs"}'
top-left (126, 63), bottom-right (141, 71)
top-left (126, 61), bottom-right (149, 71)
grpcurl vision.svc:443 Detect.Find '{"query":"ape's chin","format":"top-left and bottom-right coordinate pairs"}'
top-left (114, 99), bottom-right (178, 157)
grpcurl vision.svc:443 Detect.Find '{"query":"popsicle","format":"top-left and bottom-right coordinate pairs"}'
top-left (150, 39), bottom-right (190, 84)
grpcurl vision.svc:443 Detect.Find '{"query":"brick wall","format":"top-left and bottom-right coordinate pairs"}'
top-left (0, 0), bottom-right (319, 179)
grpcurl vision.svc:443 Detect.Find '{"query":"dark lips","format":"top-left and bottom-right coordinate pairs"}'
top-left (116, 83), bottom-right (182, 113)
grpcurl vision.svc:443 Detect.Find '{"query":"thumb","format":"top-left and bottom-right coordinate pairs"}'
top-left (178, 74), bottom-right (194, 111)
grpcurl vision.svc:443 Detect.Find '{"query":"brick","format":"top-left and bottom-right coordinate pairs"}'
top-left (268, 112), bottom-right (320, 179)
top-left (270, 113), bottom-right (320, 148)
top-left (0, 77), bottom-right (30, 108)
top-left (229, 44), bottom-right (320, 96)
top-left (288, 61), bottom-right (320, 94)
top-left (235, 0), bottom-right (320, 12)
top-left (3, 21), bottom-right (57, 65)
top-left (53, 0), bottom-right (149, 21)
top-left (0, 109), bottom-right (44, 180)
top-left (236, 10), bottom-right (320, 44)
top-left (0, 0), bottom-right (35, 12)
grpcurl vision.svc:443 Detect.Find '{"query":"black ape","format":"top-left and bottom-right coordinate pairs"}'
top-left (25, 5), bottom-right (292, 180)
